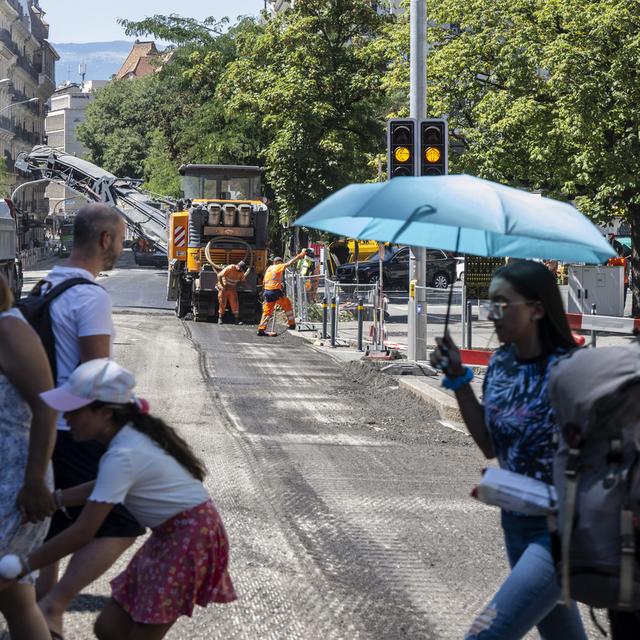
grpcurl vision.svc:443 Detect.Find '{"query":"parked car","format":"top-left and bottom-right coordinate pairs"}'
top-left (456, 256), bottom-right (465, 282)
top-left (335, 246), bottom-right (456, 289)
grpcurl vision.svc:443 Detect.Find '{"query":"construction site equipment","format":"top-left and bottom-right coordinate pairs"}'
top-left (166, 164), bottom-right (268, 322)
top-left (0, 198), bottom-right (22, 298)
top-left (15, 146), bottom-right (168, 255)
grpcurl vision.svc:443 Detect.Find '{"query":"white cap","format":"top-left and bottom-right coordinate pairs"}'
top-left (40, 359), bottom-right (136, 412)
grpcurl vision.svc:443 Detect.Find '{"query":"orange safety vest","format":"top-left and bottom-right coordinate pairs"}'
top-left (218, 264), bottom-right (245, 289)
top-left (263, 263), bottom-right (287, 291)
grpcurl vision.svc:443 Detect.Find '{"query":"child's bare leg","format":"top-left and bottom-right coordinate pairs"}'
top-left (0, 583), bottom-right (51, 640)
top-left (94, 599), bottom-right (174, 640)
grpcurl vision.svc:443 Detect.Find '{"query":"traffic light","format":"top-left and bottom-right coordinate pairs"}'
top-left (420, 119), bottom-right (448, 176)
top-left (387, 118), bottom-right (416, 179)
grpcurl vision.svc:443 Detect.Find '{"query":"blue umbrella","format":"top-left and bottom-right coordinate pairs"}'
top-left (293, 175), bottom-right (615, 264)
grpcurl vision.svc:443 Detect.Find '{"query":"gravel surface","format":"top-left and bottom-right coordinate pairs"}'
top-left (1, 263), bottom-right (601, 639)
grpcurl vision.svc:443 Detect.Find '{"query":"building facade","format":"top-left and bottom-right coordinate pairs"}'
top-left (0, 0), bottom-right (57, 246)
top-left (44, 80), bottom-right (107, 219)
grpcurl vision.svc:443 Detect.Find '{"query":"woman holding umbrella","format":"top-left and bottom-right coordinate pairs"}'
top-left (430, 260), bottom-right (586, 640)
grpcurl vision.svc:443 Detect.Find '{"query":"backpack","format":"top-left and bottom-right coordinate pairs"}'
top-left (15, 277), bottom-right (100, 382)
top-left (548, 341), bottom-right (640, 611)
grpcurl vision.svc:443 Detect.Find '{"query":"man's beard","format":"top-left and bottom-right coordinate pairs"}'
top-left (103, 248), bottom-right (118, 271)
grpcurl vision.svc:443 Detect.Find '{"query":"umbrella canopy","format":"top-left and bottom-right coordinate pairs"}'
top-left (294, 175), bottom-right (615, 264)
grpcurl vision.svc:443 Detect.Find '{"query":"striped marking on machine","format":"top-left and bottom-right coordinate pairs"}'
top-left (174, 225), bottom-right (186, 247)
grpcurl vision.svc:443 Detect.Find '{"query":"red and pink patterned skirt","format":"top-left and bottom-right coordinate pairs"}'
top-left (111, 500), bottom-right (237, 624)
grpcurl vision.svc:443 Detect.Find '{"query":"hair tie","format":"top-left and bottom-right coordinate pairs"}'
top-left (134, 397), bottom-right (150, 414)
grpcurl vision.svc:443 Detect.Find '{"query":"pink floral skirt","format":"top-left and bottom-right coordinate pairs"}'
top-left (111, 500), bottom-right (237, 624)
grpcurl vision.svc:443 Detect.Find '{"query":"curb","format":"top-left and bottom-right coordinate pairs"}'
top-left (398, 377), bottom-right (463, 422)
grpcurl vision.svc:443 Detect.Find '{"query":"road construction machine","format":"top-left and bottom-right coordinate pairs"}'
top-left (166, 164), bottom-right (269, 322)
top-left (15, 146), bottom-right (169, 257)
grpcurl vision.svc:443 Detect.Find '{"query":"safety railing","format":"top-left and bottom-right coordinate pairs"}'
top-left (286, 273), bottom-right (383, 349)
top-left (18, 246), bottom-right (54, 270)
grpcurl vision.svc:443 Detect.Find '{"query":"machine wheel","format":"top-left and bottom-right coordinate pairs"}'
top-left (176, 280), bottom-right (192, 318)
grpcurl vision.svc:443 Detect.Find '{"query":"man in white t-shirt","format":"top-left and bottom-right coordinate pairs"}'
top-left (35, 203), bottom-right (145, 639)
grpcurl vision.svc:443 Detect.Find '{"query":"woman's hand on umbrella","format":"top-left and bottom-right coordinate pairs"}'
top-left (430, 333), bottom-right (465, 377)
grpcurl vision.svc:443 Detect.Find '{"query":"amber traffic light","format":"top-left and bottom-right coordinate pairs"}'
top-left (420, 119), bottom-right (448, 176)
top-left (387, 119), bottom-right (416, 179)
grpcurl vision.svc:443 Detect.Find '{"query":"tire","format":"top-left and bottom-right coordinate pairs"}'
top-left (432, 272), bottom-right (450, 289)
top-left (176, 280), bottom-right (191, 318)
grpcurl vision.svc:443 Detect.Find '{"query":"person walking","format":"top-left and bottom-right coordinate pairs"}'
top-left (0, 358), bottom-right (236, 640)
top-left (430, 260), bottom-right (587, 640)
top-left (216, 260), bottom-right (248, 324)
top-left (257, 250), bottom-right (307, 336)
top-left (35, 203), bottom-right (145, 640)
top-left (0, 274), bottom-right (57, 640)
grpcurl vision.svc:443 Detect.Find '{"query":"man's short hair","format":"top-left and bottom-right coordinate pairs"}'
top-left (73, 204), bottom-right (123, 248)
top-left (273, 257), bottom-right (283, 264)
top-left (237, 260), bottom-right (247, 271)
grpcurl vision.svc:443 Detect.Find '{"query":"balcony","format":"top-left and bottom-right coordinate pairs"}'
top-left (16, 53), bottom-right (38, 81)
top-left (0, 116), bottom-right (14, 135)
top-left (0, 28), bottom-right (18, 58)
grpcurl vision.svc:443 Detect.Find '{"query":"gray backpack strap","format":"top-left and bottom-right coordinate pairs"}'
top-left (619, 508), bottom-right (636, 608)
top-left (562, 447), bottom-right (581, 605)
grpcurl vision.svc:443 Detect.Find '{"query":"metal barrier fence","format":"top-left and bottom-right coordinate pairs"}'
top-left (286, 274), bottom-right (382, 348)
top-left (19, 246), bottom-right (54, 270)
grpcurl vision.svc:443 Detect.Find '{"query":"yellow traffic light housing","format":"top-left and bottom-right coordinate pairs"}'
top-left (420, 120), bottom-right (448, 176)
top-left (387, 119), bottom-right (416, 179)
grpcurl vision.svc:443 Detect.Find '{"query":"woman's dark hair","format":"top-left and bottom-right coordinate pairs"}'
top-left (91, 401), bottom-right (207, 481)
top-left (493, 260), bottom-right (576, 353)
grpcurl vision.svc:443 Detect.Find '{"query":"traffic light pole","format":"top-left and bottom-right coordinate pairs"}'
top-left (408, 0), bottom-right (427, 362)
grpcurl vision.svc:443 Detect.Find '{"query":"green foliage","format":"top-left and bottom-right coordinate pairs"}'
top-left (143, 130), bottom-right (181, 198)
top-left (221, 0), bottom-right (391, 223)
top-left (77, 76), bottom-right (160, 177)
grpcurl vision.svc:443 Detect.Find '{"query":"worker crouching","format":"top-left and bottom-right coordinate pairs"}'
top-left (217, 261), bottom-right (248, 324)
top-left (257, 251), bottom-right (307, 336)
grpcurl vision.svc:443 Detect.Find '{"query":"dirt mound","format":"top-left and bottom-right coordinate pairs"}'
top-left (342, 360), bottom-right (397, 390)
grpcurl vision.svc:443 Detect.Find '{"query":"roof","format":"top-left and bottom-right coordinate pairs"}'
top-left (115, 41), bottom-right (159, 80)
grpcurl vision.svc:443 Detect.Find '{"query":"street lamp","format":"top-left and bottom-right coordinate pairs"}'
top-left (0, 96), bottom-right (38, 115)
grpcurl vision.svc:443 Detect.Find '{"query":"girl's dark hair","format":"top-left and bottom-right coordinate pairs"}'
top-left (92, 402), bottom-right (207, 481)
top-left (494, 260), bottom-right (576, 353)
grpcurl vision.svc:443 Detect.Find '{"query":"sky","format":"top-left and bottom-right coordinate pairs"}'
top-left (39, 0), bottom-right (265, 43)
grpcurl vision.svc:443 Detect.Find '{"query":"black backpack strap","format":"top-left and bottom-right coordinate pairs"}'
top-left (41, 277), bottom-right (101, 302)
top-left (561, 446), bottom-right (581, 605)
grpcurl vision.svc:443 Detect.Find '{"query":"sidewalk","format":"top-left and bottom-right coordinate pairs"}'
top-left (290, 326), bottom-right (480, 425)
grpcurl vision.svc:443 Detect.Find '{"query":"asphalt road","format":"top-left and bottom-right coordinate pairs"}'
top-left (3, 253), bottom-right (602, 639)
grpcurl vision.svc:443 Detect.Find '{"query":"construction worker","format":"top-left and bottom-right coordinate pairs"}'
top-left (608, 244), bottom-right (630, 304)
top-left (257, 250), bottom-right (307, 336)
top-left (217, 260), bottom-right (248, 324)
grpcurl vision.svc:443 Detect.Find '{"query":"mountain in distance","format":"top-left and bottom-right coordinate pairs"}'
top-left (52, 41), bottom-right (135, 83)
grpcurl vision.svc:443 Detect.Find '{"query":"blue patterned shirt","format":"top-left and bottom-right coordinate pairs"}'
top-left (483, 346), bottom-right (563, 484)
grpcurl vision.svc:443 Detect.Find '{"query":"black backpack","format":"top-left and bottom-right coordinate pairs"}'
top-left (15, 277), bottom-right (101, 381)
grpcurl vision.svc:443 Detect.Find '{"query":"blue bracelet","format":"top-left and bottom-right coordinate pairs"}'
top-left (441, 366), bottom-right (474, 391)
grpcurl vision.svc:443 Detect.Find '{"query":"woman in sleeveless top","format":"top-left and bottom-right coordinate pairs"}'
top-left (0, 274), bottom-right (57, 640)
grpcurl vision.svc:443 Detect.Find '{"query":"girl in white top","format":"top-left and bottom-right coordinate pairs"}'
top-left (0, 358), bottom-right (236, 640)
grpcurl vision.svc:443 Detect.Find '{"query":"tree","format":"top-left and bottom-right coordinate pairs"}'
top-left (221, 0), bottom-right (392, 227)
top-left (387, 0), bottom-right (640, 313)
top-left (143, 130), bottom-right (181, 198)
top-left (77, 76), bottom-right (161, 177)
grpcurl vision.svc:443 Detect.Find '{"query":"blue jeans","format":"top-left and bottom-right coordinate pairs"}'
top-left (465, 512), bottom-right (587, 640)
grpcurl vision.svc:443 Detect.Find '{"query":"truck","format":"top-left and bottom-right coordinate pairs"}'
top-left (166, 164), bottom-right (269, 322)
top-left (58, 218), bottom-right (74, 256)
top-left (0, 198), bottom-right (22, 299)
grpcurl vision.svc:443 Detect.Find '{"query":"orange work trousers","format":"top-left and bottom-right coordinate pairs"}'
top-left (218, 288), bottom-right (239, 316)
top-left (258, 295), bottom-right (295, 331)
